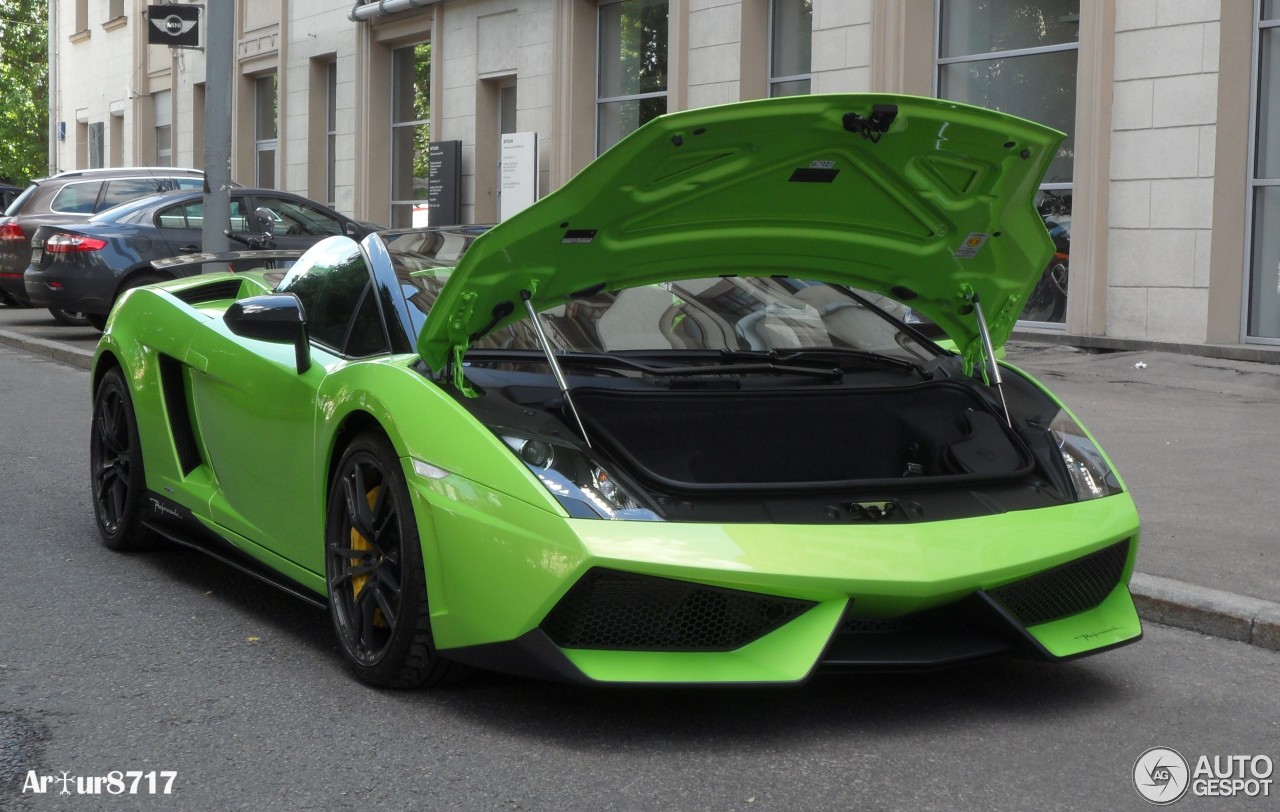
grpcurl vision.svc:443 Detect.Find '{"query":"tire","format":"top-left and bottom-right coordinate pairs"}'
top-left (49, 306), bottom-right (91, 326)
top-left (86, 312), bottom-right (108, 332)
top-left (89, 367), bottom-right (156, 551)
top-left (325, 432), bottom-right (464, 688)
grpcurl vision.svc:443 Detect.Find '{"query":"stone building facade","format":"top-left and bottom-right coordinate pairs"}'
top-left (46, 0), bottom-right (1280, 355)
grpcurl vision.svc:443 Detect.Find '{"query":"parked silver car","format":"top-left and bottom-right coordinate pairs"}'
top-left (0, 167), bottom-right (205, 321)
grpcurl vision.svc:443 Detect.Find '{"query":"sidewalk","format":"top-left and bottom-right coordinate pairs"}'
top-left (3, 316), bottom-right (1278, 654)
top-left (1004, 341), bottom-right (1280, 650)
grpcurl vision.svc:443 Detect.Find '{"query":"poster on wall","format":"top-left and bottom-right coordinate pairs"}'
top-left (499, 132), bottom-right (539, 222)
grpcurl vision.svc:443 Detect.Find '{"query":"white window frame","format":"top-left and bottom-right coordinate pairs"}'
top-left (326, 60), bottom-right (338, 208)
top-left (1245, 2), bottom-right (1280, 344)
top-left (933, 0), bottom-right (1079, 328)
top-left (390, 42), bottom-right (431, 229)
top-left (595, 0), bottom-right (669, 154)
top-left (255, 75), bottom-right (278, 189)
top-left (88, 123), bottom-right (105, 169)
top-left (154, 90), bottom-right (173, 167)
top-left (768, 0), bottom-right (812, 97)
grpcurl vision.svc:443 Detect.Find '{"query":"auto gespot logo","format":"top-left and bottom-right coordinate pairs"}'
top-left (1133, 746), bottom-right (1274, 805)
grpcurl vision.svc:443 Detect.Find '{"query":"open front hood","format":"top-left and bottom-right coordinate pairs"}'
top-left (417, 94), bottom-right (1064, 373)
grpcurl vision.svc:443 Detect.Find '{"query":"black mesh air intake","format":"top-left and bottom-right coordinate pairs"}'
top-left (987, 539), bottom-right (1131, 627)
top-left (541, 568), bottom-right (816, 651)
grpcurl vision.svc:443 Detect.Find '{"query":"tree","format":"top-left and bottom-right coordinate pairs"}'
top-left (411, 42), bottom-right (431, 188)
top-left (0, 0), bottom-right (49, 184)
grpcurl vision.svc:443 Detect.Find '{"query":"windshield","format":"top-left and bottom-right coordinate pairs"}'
top-left (393, 258), bottom-right (935, 364)
top-left (3, 184), bottom-right (36, 217)
top-left (89, 192), bottom-right (179, 223)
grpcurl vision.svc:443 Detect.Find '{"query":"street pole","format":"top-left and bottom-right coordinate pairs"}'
top-left (201, 0), bottom-right (234, 261)
top-left (47, 0), bottom-right (58, 176)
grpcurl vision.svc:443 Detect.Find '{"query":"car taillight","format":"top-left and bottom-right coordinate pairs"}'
top-left (45, 233), bottom-right (107, 253)
top-left (0, 222), bottom-right (24, 242)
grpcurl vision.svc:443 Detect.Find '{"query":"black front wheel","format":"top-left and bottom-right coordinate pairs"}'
top-left (325, 432), bottom-right (464, 688)
top-left (89, 367), bottom-right (155, 551)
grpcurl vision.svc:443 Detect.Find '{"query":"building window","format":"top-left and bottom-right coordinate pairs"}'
top-left (255, 75), bottom-right (278, 188)
top-left (769, 0), bottom-right (811, 97)
top-left (936, 0), bottom-right (1078, 324)
top-left (88, 122), bottom-right (105, 168)
top-left (76, 121), bottom-right (88, 168)
top-left (108, 0), bottom-right (124, 20)
top-left (155, 90), bottom-right (172, 166)
top-left (74, 0), bottom-right (87, 33)
top-left (597, 0), bottom-right (668, 153)
top-left (326, 60), bottom-right (338, 208)
top-left (1250, 4), bottom-right (1280, 340)
top-left (109, 113), bottom-right (123, 166)
top-left (391, 43), bottom-right (430, 229)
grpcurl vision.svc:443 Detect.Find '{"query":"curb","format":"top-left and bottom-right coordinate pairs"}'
top-left (1130, 573), bottom-right (1280, 652)
top-left (0, 327), bottom-right (93, 370)
top-left (2, 326), bottom-right (1278, 656)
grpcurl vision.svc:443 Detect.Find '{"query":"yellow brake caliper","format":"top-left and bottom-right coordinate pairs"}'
top-left (349, 485), bottom-right (387, 627)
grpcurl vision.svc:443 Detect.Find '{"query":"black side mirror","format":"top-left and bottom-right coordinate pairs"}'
top-left (224, 293), bottom-right (312, 374)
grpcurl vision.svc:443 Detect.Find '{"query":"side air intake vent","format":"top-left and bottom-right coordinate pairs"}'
top-left (171, 278), bottom-right (244, 306)
top-left (158, 354), bottom-right (202, 475)
top-left (987, 539), bottom-right (1130, 627)
top-left (541, 568), bottom-right (815, 651)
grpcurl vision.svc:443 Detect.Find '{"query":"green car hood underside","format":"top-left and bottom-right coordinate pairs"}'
top-left (417, 94), bottom-right (1064, 373)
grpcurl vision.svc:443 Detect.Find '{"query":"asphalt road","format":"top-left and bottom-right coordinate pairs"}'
top-left (0, 305), bottom-right (101, 352)
top-left (1, 347), bottom-right (1279, 811)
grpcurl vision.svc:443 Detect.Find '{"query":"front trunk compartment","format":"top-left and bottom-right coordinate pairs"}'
top-left (451, 360), bottom-right (1077, 524)
top-left (572, 381), bottom-right (1033, 492)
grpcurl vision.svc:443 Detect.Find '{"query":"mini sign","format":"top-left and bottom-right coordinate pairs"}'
top-left (147, 5), bottom-right (200, 48)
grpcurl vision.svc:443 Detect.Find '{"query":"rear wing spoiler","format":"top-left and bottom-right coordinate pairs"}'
top-left (151, 249), bottom-right (306, 272)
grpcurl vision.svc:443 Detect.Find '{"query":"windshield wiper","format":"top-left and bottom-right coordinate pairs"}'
top-left (719, 347), bottom-right (922, 375)
top-left (465, 349), bottom-right (843, 380)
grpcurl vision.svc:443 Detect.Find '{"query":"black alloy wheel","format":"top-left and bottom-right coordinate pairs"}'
top-left (49, 306), bottom-right (91, 326)
top-left (325, 432), bottom-right (463, 688)
top-left (89, 367), bottom-right (155, 550)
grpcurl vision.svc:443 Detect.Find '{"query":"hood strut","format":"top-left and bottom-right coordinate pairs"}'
top-left (520, 289), bottom-right (593, 448)
top-left (971, 293), bottom-right (1012, 428)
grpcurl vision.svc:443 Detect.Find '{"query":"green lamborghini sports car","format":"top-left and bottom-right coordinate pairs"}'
top-left (90, 94), bottom-right (1141, 687)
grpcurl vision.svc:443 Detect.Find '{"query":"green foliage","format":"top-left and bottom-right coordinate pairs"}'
top-left (0, 0), bottom-right (49, 183)
top-left (411, 43), bottom-right (431, 183)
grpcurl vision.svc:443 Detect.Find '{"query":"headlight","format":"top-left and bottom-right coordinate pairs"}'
top-left (500, 434), bottom-right (661, 521)
top-left (1048, 410), bottom-right (1123, 500)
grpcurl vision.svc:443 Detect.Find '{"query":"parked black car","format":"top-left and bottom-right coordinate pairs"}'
top-left (0, 183), bottom-right (22, 213)
top-left (24, 188), bottom-right (377, 329)
top-left (0, 167), bottom-right (206, 320)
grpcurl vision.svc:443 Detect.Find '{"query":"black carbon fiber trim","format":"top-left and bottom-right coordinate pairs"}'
top-left (541, 568), bottom-right (816, 651)
top-left (987, 539), bottom-right (1131, 627)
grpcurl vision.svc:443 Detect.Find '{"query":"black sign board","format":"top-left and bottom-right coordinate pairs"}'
top-left (147, 5), bottom-right (200, 48)
top-left (428, 140), bottom-right (462, 226)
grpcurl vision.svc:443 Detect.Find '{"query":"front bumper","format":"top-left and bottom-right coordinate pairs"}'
top-left (410, 472), bottom-right (1142, 684)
